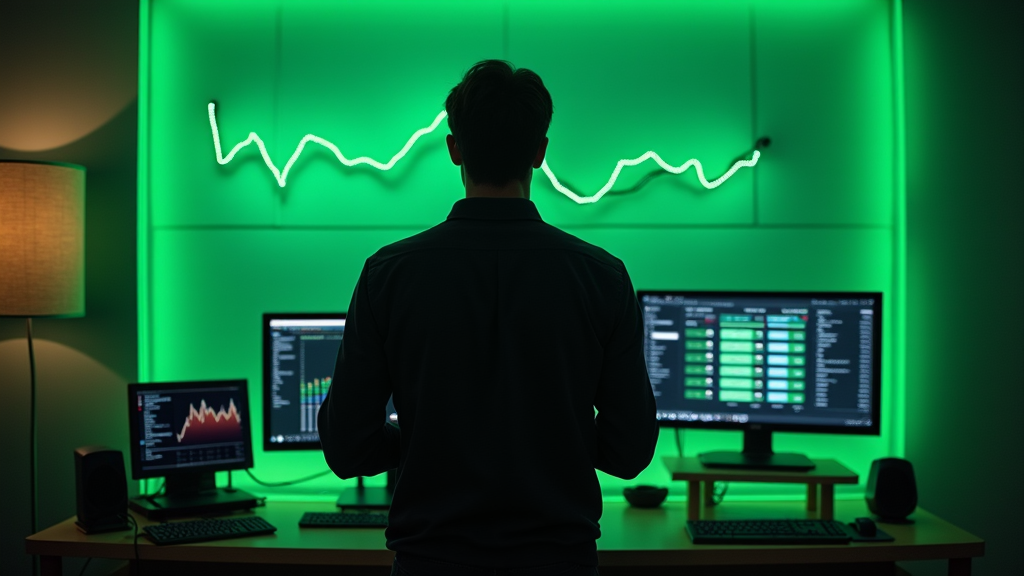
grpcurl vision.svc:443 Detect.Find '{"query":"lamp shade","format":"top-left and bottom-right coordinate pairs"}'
top-left (0, 160), bottom-right (85, 317)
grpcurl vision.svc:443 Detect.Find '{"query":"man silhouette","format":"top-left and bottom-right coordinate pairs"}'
top-left (320, 60), bottom-right (658, 576)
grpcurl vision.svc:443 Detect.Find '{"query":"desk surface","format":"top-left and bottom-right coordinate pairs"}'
top-left (26, 498), bottom-right (983, 569)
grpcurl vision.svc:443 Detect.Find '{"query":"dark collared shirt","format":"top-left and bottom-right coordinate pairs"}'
top-left (319, 197), bottom-right (658, 567)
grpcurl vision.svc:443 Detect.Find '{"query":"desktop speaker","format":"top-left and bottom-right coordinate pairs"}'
top-left (74, 446), bottom-right (129, 534)
top-left (865, 457), bottom-right (917, 522)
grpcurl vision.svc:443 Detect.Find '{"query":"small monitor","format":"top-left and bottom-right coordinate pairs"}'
top-left (262, 312), bottom-right (398, 507)
top-left (262, 313), bottom-right (347, 451)
top-left (128, 379), bottom-right (254, 478)
top-left (638, 290), bottom-right (881, 470)
top-left (127, 379), bottom-right (257, 518)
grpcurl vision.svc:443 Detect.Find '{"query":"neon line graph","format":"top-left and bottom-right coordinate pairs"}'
top-left (208, 103), bottom-right (447, 188)
top-left (543, 149), bottom-right (760, 204)
top-left (207, 102), bottom-right (762, 203)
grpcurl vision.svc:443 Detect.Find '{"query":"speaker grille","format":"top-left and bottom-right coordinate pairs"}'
top-left (86, 464), bottom-right (125, 507)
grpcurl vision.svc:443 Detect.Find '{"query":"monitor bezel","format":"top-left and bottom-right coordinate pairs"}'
top-left (636, 289), bottom-right (882, 437)
top-left (262, 312), bottom-right (346, 452)
top-left (127, 379), bottom-right (255, 480)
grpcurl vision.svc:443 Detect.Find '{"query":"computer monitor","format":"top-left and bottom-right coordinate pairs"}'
top-left (638, 290), bottom-right (881, 470)
top-left (262, 312), bottom-right (396, 506)
top-left (127, 379), bottom-right (258, 519)
top-left (263, 313), bottom-right (348, 451)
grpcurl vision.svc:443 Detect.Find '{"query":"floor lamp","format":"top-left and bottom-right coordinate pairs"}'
top-left (0, 160), bottom-right (85, 572)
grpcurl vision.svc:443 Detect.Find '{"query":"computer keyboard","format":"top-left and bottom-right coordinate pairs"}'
top-left (686, 519), bottom-right (852, 544)
top-left (143, 516), bottom-right (277, 545)
top-left (299, 511), bottom-right (389, 528)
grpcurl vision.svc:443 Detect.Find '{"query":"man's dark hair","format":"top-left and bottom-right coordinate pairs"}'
top-left (445, 60), bottom-right (553, 187)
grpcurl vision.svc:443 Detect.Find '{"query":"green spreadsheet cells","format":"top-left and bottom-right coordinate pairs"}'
top-left (720, 340), bottom-right (766, 353)
top-left (720, 365), bottom-right (765, 378)
top-left (685, 340), bottom-right (715, 350)
top-left (685, 377), bottom-right (714, 387)
top-left (767, 355), bottom-right (806, 367)
top-left (719, 390), bottom-right (762, 403)
top-left (685, 328), bottom-right (715, 338)
top-left (720, 353), bottom-right (766, 366)
top-left (685, 365), bottom-right (715, 375)
top-left (685, 352), bottom-right (715, 363)
top-left (766, 315), bottom-right (808, 329)
top-left (720, 329), bottom-right (765, 340)
top-left (719, 378), bottom-right (765, 390)
top-left (766, 367), bottom-right (805, 379)
top-left (719, 321), bottom-right (766, 329)
top-left (684, 389), bottom-right (714, 401)
top-left (766, 379), bottom-right (805, 391)
top-left (721, 314), bottom-right (762, 323)
top-left (766, 392), bottom-right (805, 404)
top-left (767, 330), bottom-right (806, 341)
top-left (766, 342), bottom-right (806, 354)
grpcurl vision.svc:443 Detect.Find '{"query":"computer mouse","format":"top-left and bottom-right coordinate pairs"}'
top-left (623, 485), bottom-right (668, 508)
top-left (854, 517), bottom-right (877, 537)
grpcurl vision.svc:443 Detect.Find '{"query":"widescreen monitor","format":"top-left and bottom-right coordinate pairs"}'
top-left (638, 290), bottom-right (881, 470)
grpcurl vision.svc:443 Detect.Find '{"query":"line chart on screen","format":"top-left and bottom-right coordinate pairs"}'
top-left (176, 398), bottom-right (243, 444)
top-left (207, 102), bottom-right (766, 204)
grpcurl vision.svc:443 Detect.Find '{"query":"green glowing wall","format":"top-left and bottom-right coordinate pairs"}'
top-left (141, 0), bottom-right (902, 498)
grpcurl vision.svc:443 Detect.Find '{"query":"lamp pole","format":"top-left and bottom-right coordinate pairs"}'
top-left (28, 318), bottom-right (37, 538)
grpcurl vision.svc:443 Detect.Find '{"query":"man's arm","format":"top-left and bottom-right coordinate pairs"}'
top-left (593, 268), bottom-right (659, 479)
top-left (318, 261), bottom-right (400, 479)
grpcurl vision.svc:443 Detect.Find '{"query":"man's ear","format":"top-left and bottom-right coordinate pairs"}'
top-left (446, 134), bottom-right (462, 166)
top-left (532, 137), bottom-right (549, 169)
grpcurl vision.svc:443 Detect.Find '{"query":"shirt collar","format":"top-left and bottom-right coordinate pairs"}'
top-left (446, 197), bottom-right (543, 222)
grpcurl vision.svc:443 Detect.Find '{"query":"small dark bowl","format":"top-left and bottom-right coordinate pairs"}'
top-left (623, 485), bottom-right (668, 508)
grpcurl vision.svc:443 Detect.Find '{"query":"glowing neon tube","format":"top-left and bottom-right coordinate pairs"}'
top-left (540, 150), bottom-right (760, 204)
top-left (207, 102), bottom-right (761, 202)
top-left (208, 102), bottom-right (447, 188)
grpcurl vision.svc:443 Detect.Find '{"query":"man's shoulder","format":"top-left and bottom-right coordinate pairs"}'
top-left (365, 221), bottom-right (449, 266)
top-left (366, 218), bottom-right (624, 273)
top-left (531, 223), bottom-right (624, 271)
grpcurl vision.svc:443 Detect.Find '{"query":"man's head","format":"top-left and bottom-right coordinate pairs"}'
top-left (444, 60), bottom-right (553, 189)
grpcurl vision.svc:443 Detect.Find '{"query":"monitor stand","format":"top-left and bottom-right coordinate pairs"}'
top-left (129, 471), bottom-right (258, 521)
top-left (336, 469), bottom-right (395, 509)
top-left (699, 428), bottom-right (815, 471)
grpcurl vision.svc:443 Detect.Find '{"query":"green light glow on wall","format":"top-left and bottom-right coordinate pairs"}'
top-left (140, 0), bottom-right (904, 499)
top-left (137, 0), bottom-right (152, 383)
top-left (891, 0), bottom-right (908, 459)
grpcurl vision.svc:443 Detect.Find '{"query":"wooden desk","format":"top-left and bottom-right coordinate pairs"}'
top-left (26, 499), bottom-right (983, 576)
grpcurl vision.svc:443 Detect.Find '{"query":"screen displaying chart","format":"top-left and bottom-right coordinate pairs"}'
top-left (639, 291), bottom-right (880, 430)
top-left (175, 397), bottom-right (243, 445)
top-left (132, 381), bottom-right (251, 475)
top-left (264, 315), bottom-right (346, 448)
top-left (263, 313), bottom-right (398, 450)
